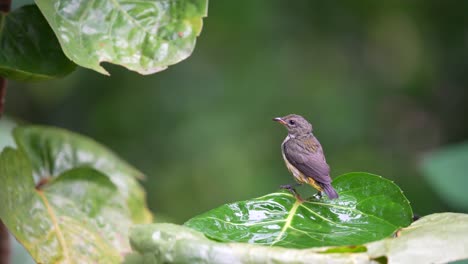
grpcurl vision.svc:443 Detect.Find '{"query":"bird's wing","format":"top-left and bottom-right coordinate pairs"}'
top-left (283, 137), bottom-right (332, 184)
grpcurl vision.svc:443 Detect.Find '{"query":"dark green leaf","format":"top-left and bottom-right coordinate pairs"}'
top-left (35, 0), bottom-right (208, 75)
top-left (185, 172), bottom-right (413, 248)
top-left (127, 213), bottom-right (468, 264)
top-left (13, 126), bottom-right (152, 223)
top-left (420, 142), bottom-right (468, 210)
top-left (0, 5), bottom-right (76, 81)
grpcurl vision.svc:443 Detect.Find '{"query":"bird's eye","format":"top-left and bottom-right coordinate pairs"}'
top-left (289, 120), bottom-right (295, 125)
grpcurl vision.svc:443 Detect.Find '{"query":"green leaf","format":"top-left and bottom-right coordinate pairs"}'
top-left (34, 0), bottom-right (208, 75)
top-left (0, 5), bottom-right (76, 81)
top-left (185, 172), bottom-right (413, 248)
top-left (13, 126), bottom-right (152, 223)
top-left (420, 142), bottom-right (468, 210)
top-left (126, 223), bottom-right (372, 264)
top-left (367, 213), bottom-right (468, 263)
top-left (127, 213), bottom-right (468, 264)
top-left (0, 125), bottom-right (153, 263)
top-left (0, 149), bottom-right (121, 262)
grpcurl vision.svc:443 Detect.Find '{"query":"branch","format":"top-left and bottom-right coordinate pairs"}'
top-left (0, 0), bottom-right (11, 12)
top-left (0, 2), bottom-right (11, 263)
top-left (0, 220), bottom-right (9, 264)
top-left (0, 78), bottom-right (6, 118)
top-left (0, 0), bottom-right (10, 117)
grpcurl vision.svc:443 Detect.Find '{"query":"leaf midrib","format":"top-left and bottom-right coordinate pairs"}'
top-left (37, 190), bottom-right (70, 262)
top-left (272, 200), bottom-right (301, 245)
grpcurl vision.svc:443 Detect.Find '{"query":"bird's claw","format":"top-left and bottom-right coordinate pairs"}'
top-left (279, 184), bottom-right (304, 202)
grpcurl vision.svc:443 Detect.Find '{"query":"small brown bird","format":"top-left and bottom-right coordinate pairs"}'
top-left (273, 114), bottom-right (339, 200)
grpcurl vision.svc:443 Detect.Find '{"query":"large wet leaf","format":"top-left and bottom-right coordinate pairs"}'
top-left (35, 0), bottom-right (208, 75)
top-left (13, 126), bottom-right (152, 223)
top-left (126, 213), bottom-right (468, 264)
top-left (185, 173), bottom-right (413, 248)
top-left (420, 142), bottom-right (468, 210)
top-left (0, 5), bottom-right (76, 81)
top-left (0, 125), bottom-right (153, 263)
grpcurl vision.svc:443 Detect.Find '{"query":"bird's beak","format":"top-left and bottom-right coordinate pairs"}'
top-left (273, 117), bottom-right (287, 125)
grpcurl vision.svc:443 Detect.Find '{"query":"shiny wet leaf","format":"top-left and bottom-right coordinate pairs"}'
top-left (35, 0), bottom-right (208, 75)
top-left (0, 5), bottom-right (76, 81)
top-left (126, 213), bottom-right (468, 264)
top-left (185, 172), bottom-right (413, 248)
top-left (0, 125), bottom-right (152, 263)
top-left (14, 126), bottom-right (152, 223)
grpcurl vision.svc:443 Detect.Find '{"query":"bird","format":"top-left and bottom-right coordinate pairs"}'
top-left (273, 114), bottom-right (339, 200)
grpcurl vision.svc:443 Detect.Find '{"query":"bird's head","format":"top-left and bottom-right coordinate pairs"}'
top-left (273, 114), bottom-right (312, 137)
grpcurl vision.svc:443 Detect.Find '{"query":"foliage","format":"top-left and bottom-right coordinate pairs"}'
top-left (0, 0), bottom-right (208, 80)
top-left (35, 0), bottom-right (208, 75)
top-left (127, 213), bottom-right (468, 264)
top-left (420, 142), bottom-right (468, 210)
top-left (185, 173), bottom-right (412, 248)
top-left (0, 125), bottom-right (152, 263)
top-left (0, 5), bottom-right (75, 81)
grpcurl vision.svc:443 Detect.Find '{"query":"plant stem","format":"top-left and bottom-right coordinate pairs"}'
top-left (0, 0), bottom-right (11, 13)
top-left (0, 0), bottom-right (11, 117)
top-left (0, 3), bottom-right (11, 263)
top-left (0, 220), bottom-right (9, 264)
top-left (0, 77), bottom-right (6, 118)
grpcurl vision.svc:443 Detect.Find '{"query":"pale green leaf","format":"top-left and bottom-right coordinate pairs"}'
top-left (35, 0), bottom-right (208, 75)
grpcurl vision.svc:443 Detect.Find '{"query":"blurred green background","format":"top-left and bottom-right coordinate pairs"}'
top-left (6, 1), bottom-right (468, 223)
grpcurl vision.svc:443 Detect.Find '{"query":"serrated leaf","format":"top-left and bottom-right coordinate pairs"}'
top-left (35, 0), bottom-right (208, 75)
top-left (13, 126), bottom-right (152, 223)
top-left (185, 172), bottom-right (413, 248)
top-left (0, 5), bottom-right (76, 81)
top-left (126, 213), bottom-right (468, 264)
top-left (420, 142), bottom-right (468, 210)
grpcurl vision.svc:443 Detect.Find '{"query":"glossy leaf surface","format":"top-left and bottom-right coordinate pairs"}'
top-left (0, 5), bottom-right (75, 81)
top-left (420, 142), bottom-right (468, 210)
top-left (185, 172), bottom-right (413, 248)
top-left (13, 126), bottom-right (152, 223)
top-left (35, 0), bottom-right (208, 75)
top-left (126, 213), bottom-right (468, 264)
top-left (0, 125), bottom-right (152, 263)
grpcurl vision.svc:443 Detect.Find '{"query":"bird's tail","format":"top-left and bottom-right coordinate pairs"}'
top-left (322, 183), bottom-right (339, 199)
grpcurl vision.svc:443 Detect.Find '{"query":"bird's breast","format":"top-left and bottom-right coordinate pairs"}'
top-left (281, 138), bottom-right (307, 184)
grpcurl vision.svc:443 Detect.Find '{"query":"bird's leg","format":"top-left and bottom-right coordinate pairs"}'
top-left (280, 183), bottom-right (302, 189)
top-left (280, 183), bottom-right (304, 201)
